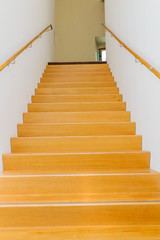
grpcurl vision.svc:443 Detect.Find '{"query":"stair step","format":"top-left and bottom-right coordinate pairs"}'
top-left (3, 152), bottom-right (150, 173)
top-left (1, 225), bottom-right (160, 239)
top-left (36, 87), bottom-right (119, 95)
top-left (44, 68), bottom-right (110, 73)
top-left (17, 123), bottom-right (136, 137)
top-left (38, 82), bottom-right (116, 88)
top-left (0, 173), bottom-right (159, 203)
top-left (32, 94), bottom-right (122, 103)
top-left (3, 169), bottom-right (153, 175)
top-left (46, 63), bottom-right (109, 69)
top-left (23, 111), bottom-right (130, 123)
top-left (41, 76), bottom-right (114, 82)
top-left (28, 102), bottom-right (126, 112)
top-left (44, 70), bottom-right (110, 74)
top-left (43, 72), bottom-right (112, 78)
top-left (11, 136), bottom-right (142, 153)
top-left (0, 202), bottom-right (160, 228)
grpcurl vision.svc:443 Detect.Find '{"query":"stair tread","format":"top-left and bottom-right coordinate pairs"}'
top-left (3, 151), bottom-right (150, 172)
top-left (29, 101), bottom-right (124, 104)
top-left (23, 111), bottom-right (130, 123)
top-left (1, 225), bottom-right (160, 240)
top-left (43, 72), bottom-right (112, 77)
top-left (36, 87), bottom-right (118, 90)
top-left (33, 94), bottom-right (121, 96)
top-left (0, 173), bottom-right (160, 203)
top-left (11, 135), bottom-right (142, 153)
top-left (45, 67), bottom-right (110, 71)
top-left (2, 169), bottom-right (153, 174)
top-left (32, 94), bottom-right (123, 102)
top-left (1, 202), bottom-right (160, 228)
top-left (39, 82), bottom-right (115, 84)
top-left (28, 102), bottom-right (126, 112)
top-left (44, 70), bottom-right (110, 72)
top-left (11, 135), bottom-right (141, 138)
top-left (1, 169), bottom-right (153, 175)
top-left (41, 76), bottom-right (114, 82)
top-left (0, 196), bottom-right (160, 204)
top-left (38, 82), bottom-right (116, 88)
top-left (17, 122), bottom-right (136, 137)
top-left (35, 87), bottom-right (119, 95)
top-left (45, 69), bottom-right (110, 72)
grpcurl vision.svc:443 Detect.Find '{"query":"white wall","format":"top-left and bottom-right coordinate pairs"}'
top-left (0, 0), bottom-right (55, 171)
top-left (105, 0), bottom-right (160, 172)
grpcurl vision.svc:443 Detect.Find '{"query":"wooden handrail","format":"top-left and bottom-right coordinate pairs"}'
top-left (102, 23), bottom-right (160, 80)
top-left (0, 24), bottom-right (53, 72)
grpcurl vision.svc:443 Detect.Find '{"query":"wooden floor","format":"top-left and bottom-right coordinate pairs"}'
top-left (2, 62), bottom-right (160, 239)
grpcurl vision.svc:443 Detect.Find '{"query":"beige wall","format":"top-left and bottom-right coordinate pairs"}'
top-left (55, 0), bottom-right (105, 61)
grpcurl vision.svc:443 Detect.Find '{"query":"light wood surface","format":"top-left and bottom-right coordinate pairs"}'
top-left (28, 102), bottom-right (126, 112)
top-left (3, 152), bottom-right (150, 172)
top-left (41, 76), bottom-right (114, 82)
top-left (3, 169), bottom-right (153, 175)
top-left (102, 23), bottom-right (160, 80)
top-left (35, 87), bottom-right (119, 95)
top-left (23, 111), bottom-right (130, 123)
top-left (43, 72), bottom-right (112, 78)
top-left (1, 225), bottom-right (160, 240)
top-left (17, 122), bottom-right (136, 137)
top-left (32, 94), bottom-right (122, 103)
top-left (0, 173), bottom-right (160, 203)
top-left (38, 82), bottom-right (116, 88)
top-left (2, 62), bottom-right (158, 236)
top-left (11, 136), bottom-right (142, 153)
top-left (0, 203), bottom-right (160, 228)
top-left (0, 25), bottom-right (53, 72)
top-left (45, 69), bottom-right (110, 73)
top-left (0, 173), bottom-right (160, 197)
top-left (45, 68), bottom-right (110, 73)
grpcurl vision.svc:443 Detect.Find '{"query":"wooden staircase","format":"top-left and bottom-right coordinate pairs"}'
top-left (1, 62), bottom-right (160, 239)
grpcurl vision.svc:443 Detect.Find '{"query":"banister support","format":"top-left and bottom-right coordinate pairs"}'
top-left (101, 23), bottom-right (160, 80)
top-left (0, 24), bottom-right (53, 72)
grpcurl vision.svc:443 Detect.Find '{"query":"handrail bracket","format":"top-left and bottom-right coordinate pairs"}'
top-left (101, 23), bottom-right (160, 80)
top-left (0, 24), bottom-right (53, 72)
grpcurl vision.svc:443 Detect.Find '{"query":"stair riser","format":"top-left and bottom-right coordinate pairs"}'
top-left (0, 203), bottom-right (160, 228)
top-left (0, 174), bottom-right (159, 201)
top-left (28, 102), bottom-right (126, 112)
top-left (1, 226), bottom-right (160, 240)
top-left (38, 82), bottom-right (116, 88)
top-left (43, 73), bottom-right (112, 78)
top-left (41, 76), bottom-right (114, 82)
top-left (2, 152), bottom-right (150, 172)
top-left (11, 136), bottom-right (142, 153)
top-left (17, 123), bottom-right (136, 137)
top-left (23, 112), bottom-right (130, 123)
top-left (35, 87), bottom-right (119, 95)
top-left (32, 94), bottom-right (122, 103)
top-left (44, 69), bottom-right (110, 73)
